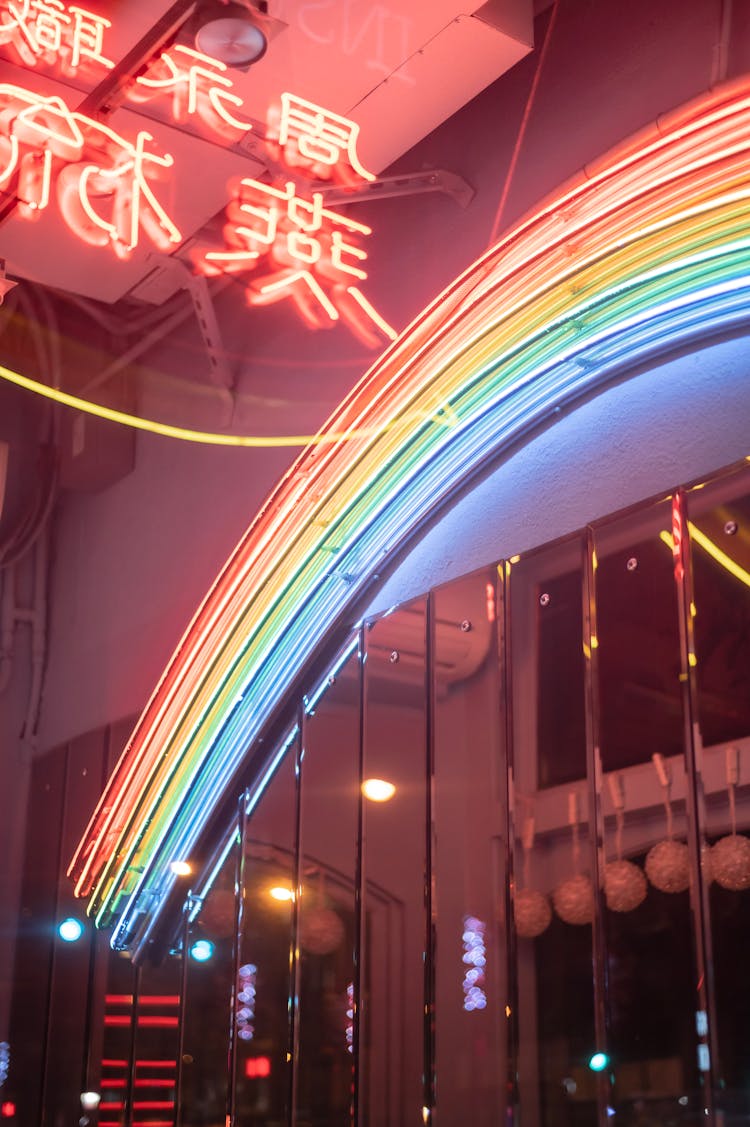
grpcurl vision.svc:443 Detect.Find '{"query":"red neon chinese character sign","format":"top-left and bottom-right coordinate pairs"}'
top-left (0, 84), bottom-right (181, 256)
top-left (131, 45), bottom-right (253, 139)
top-left (267, 92), bottom-right (375, 186)
top-left (199, 177), bottom-right (394, 347)
top-left (0, 0), bottom-right (112, 73)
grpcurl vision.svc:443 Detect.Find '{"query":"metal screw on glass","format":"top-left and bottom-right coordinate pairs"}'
top-left (460, 619), bottom-right (472, 632)
top-left (626, 557), bottom-right (638, 571)
top-left (724, 520), bottom-right (739, 535)
top-left (389, 650), bottom-right (399, 663)
top-left (539, 592), bottom-right (550, 607)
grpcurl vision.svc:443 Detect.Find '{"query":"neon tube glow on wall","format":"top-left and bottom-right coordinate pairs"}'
top-left (70, 79), bottom-right (750, 947)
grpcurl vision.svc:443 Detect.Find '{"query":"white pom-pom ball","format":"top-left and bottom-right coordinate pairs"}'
top-left (514, 888), bottom-right (552, 938)
top-left (712, 834), bottom-right (750, 891)
top-left (604, 859), bottom-right (647, 912)
top-left (553, 874), bottom-right (594, 925)
top-left (645, 839), bottom-right (690, 893)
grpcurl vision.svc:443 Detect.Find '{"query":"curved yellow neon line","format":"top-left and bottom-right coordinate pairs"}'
top-left (0, 362), bottom-right (393, 448)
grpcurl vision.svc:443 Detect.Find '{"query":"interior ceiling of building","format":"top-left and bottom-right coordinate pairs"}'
top-left (0, 0), bottom-right (532, 304)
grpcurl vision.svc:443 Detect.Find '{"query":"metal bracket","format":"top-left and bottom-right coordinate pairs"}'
top-left (319, 168), bottom-right (475, 210)
top-left (154, 256), bottom-right (234, 393)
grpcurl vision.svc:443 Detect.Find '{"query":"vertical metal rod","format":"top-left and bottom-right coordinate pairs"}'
top-left (424, 595), bottom-right (436, 1123)
top-left (289, 714), bottom-right (304, 1126)
top-left (353, 626), bottom-right (366, 1127)
top-left (582, 528), bottom-right (611, 1125)
top-left (125, 963), bottom-right (141, 1127)
top-left (228, 792), bottom-right (248, 1126)
top-left (174, 899), bottom-right (191, 1127)
top-left (38, 744), bottom-right (70, 1127)
top-left (500, 560), bottom-right (521, 1126)
top-left (673, 489), bottom-right (718, 1121)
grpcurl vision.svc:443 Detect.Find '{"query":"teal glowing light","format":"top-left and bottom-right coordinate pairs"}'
top-left (589, 1052), bottom-right (610, 1072)
top-left (58, 917), bottom-right (84, 942)
top-left (190, 939), bottom-right (214, 962)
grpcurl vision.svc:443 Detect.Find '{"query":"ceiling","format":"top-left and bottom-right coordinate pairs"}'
top-left (0, 0), bottom-right (532, 304)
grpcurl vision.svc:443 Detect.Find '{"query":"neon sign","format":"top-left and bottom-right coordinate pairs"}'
top-left (0, 83), bottom-right (180, 254)
top-left (0, 7), bottom-right (394, 341)
top-left (130, 45), bottom-right (253, 138)
top-left (199, 177), bottom-right (393, 346)
top-left (0, 0), bottom-right (112, 72)
top-left (266, 93), bottom-right (375, 185)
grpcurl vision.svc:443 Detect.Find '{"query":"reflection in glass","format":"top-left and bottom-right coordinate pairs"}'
top-left (509, 539), bottom-right (596, 1126)
top-left (594, 499), bottom-right (699, 1124)
top-left (432, 571), bottom-right (507, 1125)
top-left (235, 745), bottom-right (298, 1125)
top-left (360, 599), bottom-right (427, 1127)
top-left (297, 646), bottom-right (360, 1126)
top-left (689, 471), bottom-right (750, 1121)
top-left (131, 954), bottom-right (182, 1127)
top-left (181, 837), bottom-right (238, 1126)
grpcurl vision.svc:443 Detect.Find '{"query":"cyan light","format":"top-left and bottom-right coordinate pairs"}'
top-left (190, 938), bottom-right (214, 962)
top-left (588, 1051), bottom-right (610, 1073)
top-left (58, 917), bottom-right (84, 943)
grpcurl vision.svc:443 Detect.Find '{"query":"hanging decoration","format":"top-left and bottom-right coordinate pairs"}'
top-left (514, 807), bottom-right (551, 939)
top-left (645, 753), bottom-right (690, 893)
top-left (603, 773), bottom-right (647, 912)
top-left (553, 792), bottom-right (594, 925)
top-left (712, 746), bottom-right (750, 891)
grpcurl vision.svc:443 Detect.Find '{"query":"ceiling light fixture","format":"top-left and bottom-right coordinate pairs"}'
top-left (269, 885), bottom-right (294, 902)
top-left (194, 2), bottom-right (268, 69)
top-left (362, 778), bottom-right (396, 802)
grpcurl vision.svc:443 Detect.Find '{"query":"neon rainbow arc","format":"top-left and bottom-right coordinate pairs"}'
top-left (70, 79), bottom-right (750, 947)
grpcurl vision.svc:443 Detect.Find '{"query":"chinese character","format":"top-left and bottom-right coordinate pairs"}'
top-left (0, 0), bottom-right (112, 71)
top-left (0, 83), bottom-right (181, 256)
top-left (266, 93), bottom-right (374, 186)
top-left (133, 45), bottom-right (252, 137)
top-left (198, 177), bottom-right (394, 347)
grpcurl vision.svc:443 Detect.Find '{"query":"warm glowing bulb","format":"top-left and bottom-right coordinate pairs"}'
top-left (170, 860), bottom-right (192, 876)
top-left (362, 778), bottom-right (396, 802)
top-left (81, 1092), bottom-right (101, 1110)
top-left (269, 886), bottom-right (294, 902)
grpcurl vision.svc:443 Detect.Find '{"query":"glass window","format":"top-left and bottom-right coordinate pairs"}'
top-left (509, 537), bottom-right (597, 1126)
top-left (297, 644), bottom-right (360, 1126)
top-left (235, 741), bottom-right (298, 1125)
top-left (181, 838), bottom-right (238, 1126)
top-left (360, 599), bottom-right (428, 1127)
top-left (432, 570), bottom-right (508, 1126)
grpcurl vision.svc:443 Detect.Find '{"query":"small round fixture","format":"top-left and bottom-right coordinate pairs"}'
top-left (170, 860), bottom-right (192, 877)
top-left (190, 939), bottom-right (215, 962)
top-left (588, 1051), bottom-right (610, 1072)
top-left (58, 917), bottom-right (84, 942)
top-left (195, 10), bottom-right (268, 68)
top-left (269, 886), bottom-right (295, 902)
top-left (362, 778), bottom-right (396, 802)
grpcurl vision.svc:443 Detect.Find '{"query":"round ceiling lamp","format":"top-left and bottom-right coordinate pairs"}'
top-left (195, 5), bottom-right (268, 68)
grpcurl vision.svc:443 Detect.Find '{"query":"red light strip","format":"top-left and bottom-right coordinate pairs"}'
top-left (135, 1060), bottom-right (177, 1069)
top-left (134, 1080), bottom-right (175, 1089)
top-left (137, 1016), bottom-right (179, 1028)
top-left (101, 1059), bottom-right (129, 1067)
